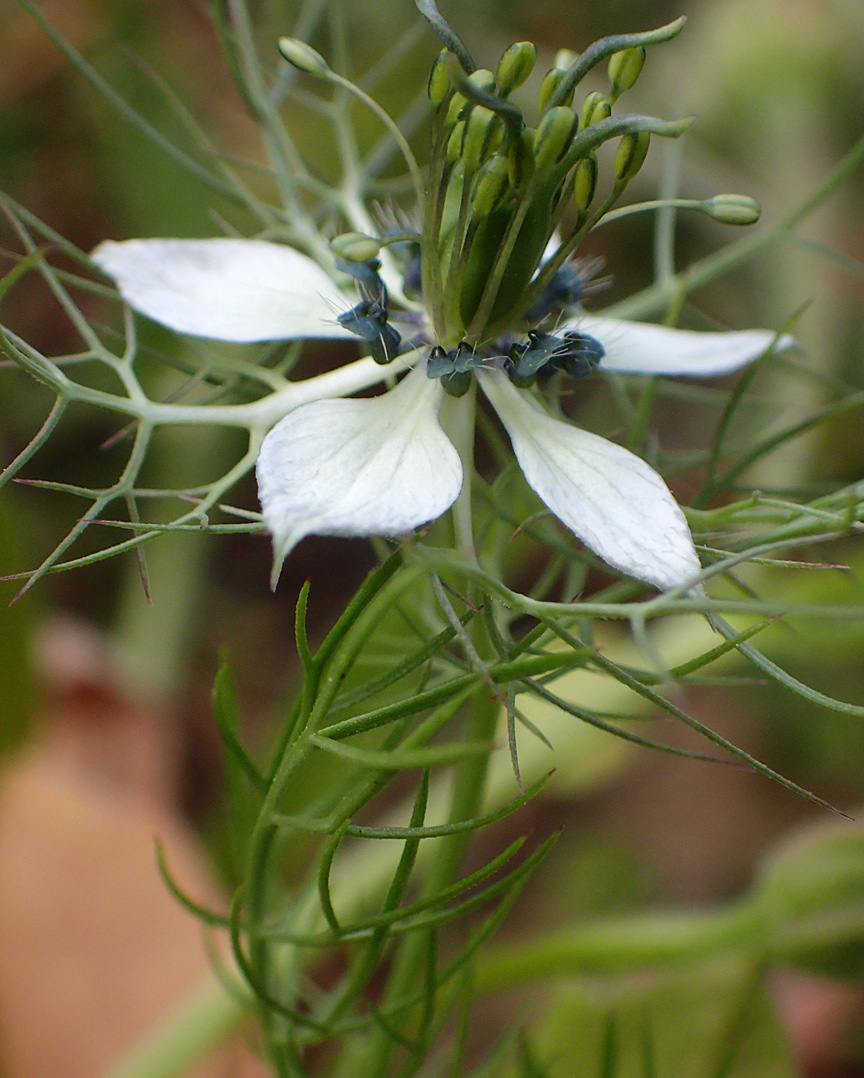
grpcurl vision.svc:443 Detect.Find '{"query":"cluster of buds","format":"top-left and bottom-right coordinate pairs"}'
top-left (418, 11), bottom-right (691, 360)
top-left (280, 7), bottom-right (715, 396)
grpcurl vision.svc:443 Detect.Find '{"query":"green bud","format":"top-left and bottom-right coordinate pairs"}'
top-left (538, 69), bottom-right (564, 113)
top-left (470, 155), bottom-right (511, 218)
top-left (538, 57), bottom-right (577, 112)
top-left (572, 154), bottom-right (598, 211)
top-left (446, 120), bottom-right (466, 164)
top-left (533, 106), bottom-right (577, 171)
top-left (330, 232), bottom-right (381, 263)
top-left (428, 49), bottom-right (452, 105)
top-left (614, 131), bottom-right (650, 182)
top-left (508, 127), bottom-right (536, 190)
top-left (466, 68), bottom-right (496, 95)
top-left (277, 37), bottom-right (330, 76)
top-left (607, 47), bottom-right (646, 99)
top-left (445, 92), bottom-right (468, 128)
top-left (462, 107), bottom-right (500, 173)
top-left (703, 194), bottom-right (762, 226)
top-left (580, 91), bottom-right (612, 129)
top-left (496, 41), bottom-right (537, 96)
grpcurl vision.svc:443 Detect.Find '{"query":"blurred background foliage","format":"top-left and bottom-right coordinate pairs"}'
top-left (1, 0), bottom-right (864, 1075)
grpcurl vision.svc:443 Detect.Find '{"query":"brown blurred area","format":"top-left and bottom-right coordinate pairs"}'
top-left (2, 1), bottom-right (864, 1075)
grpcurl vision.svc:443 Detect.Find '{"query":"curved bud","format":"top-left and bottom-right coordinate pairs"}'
top-left (534, 106), bottom-right (578, 171)
top-left (428, 48), bottom-right (452, 104)
top-left (330, 232), bottom-right (381, 263)
top-left (508, 127), bottom-right (536, 190)
top-left (446, 120), bottom-right (466, 164)
top-left (470, 155), bottom-right (511, 217)
top-left (496, 41), bottom-right (537, 96)
top-left (277, 37), bottom-right (330, 76)
top-left (607, 46), bottom-right (646, 99)
top-left (580, 91), bottom-right (612, 129)
top-left (703, 194), bottom-right (762, 226)
top-left (445, 92), bottom-right (468, 127)
top-left (614, 130), bottom-right (650, 182)
top-left (462, 106), bottom-right (501, 172)
top-left (538, 69), bottom-right (565, 113)
top-left (573, 153), bottom-right (599, 211)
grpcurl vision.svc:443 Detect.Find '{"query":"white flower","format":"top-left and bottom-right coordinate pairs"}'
top-left (92, 237), bottom-right (793, 591)
top-left (256, 362), bottom-right (462, 584)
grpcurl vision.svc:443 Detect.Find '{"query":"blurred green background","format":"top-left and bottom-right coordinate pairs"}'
top-left (1, 1), bottom-right (864, 1073)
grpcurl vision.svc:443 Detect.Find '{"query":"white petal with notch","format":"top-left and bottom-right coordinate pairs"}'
top-left (257, 364), bottom-right (462, 586)
top-left (92, 238), bottom-right (353, 342)
top-left (479, 369), bottom-right (701, 591)
top-left (564, 314), bottom-right (794, 377)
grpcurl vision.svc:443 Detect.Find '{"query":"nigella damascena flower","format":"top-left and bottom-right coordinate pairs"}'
top-left (92, 235), bottom-right (792, 591)
top-left (92, 9), bottom-right (798, 592)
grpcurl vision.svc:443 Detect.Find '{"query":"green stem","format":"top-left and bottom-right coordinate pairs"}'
top-left (608, 129), bottom-right (864, 320)
top-left (361, 688), bottom-right (501, 1078)
top-left (99, 608), bottom-right (750, 1078)
top-left (654, 136), bottom-right (683, 284)
top-left (443, 387), bottom-right (478, 560)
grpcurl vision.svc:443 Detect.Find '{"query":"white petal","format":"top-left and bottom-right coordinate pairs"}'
top-left (92, 238), bottom-right (353, 342)
top-left (479, 370), bottom-right (701, 591)
top-left (561, 313), bottom-right (794, 377)
top-left (257, 364), bottom-right (463, 580)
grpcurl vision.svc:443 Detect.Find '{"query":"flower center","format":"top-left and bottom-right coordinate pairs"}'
top-left (418, 22), bottom-right (661, 349)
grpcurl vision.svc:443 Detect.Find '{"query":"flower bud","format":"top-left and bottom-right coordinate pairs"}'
top-left (572, 154), bottom-right (598, 211)
top-left (446, 120), bottom-right (466, 164)
top-left (330, 232), bottom-right (381, 263)
top-left (462, 107), bottom-right (500, 173)
top-left (607, 47), bottom-right (646, 99)
top-left (470, 155), bottom-right (511, 217)
top-left (445, 92), bottom-right (467, 128)
top-left (538, 69), bottom-right (563, 113)
top-left (614, 131), bottom-right (650, 182)
top-left (538, 55), bottom-right (577, 112)
top-left (277, 37), bottom-right (330, 76)
top-left (533, 106), bottom-right (577, 171)
top-left (579, 91), bottom-right (612, 129)
top-left (428, 49), bottom-right (452, 105)
top-left (508, 127), bottom-right (535, 190)
top-left (496, 41), bottom-right (537, 96)
top-left (465, 68), bottom-right (496, 95)
top-left (703, 194), bottom-right (762, 226)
